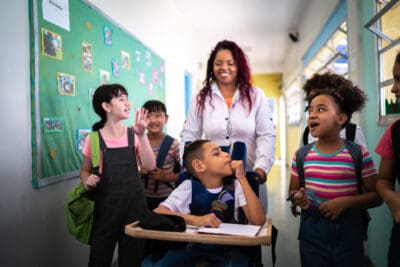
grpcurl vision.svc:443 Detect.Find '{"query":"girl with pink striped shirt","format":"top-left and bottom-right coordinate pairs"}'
top-left (288, 73), bottom-right (382, 267)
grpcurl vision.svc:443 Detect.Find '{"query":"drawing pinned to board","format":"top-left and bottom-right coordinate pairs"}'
top-left (82, 41), bottom-right (92, 71)
top-left (88, 88), bottom-right (95, 105)
top-left (145, 50), bottom-right (151, 66)
top-left (160, 62), bottom-right (165, 73)
top-left (41, 28), bottom-right (62, 60)
top-left (103, 25), bottom-right (113, 46)
top-left (99, 69), bottom-right (110, 85)
top-left (148, 82), bottom-right (153, 96)
top-left (112, 58), bottom-right (120, 77)
top-left (152, 70), bottom-right (158, 84)
top-left (139, 71), bottom-right (145, 85)
top-left (43, 117), bottom-right (63, 133)
top-left (135, 50), bottom-right (141, 62)
top-left (76, 128), bottom-right (91, 152)
top-left (121, 50), bottom-right (130, 70)
top-left (57, 72), bottom-right (75, 96)
top-left (42, 0), bottom-right (70, 31)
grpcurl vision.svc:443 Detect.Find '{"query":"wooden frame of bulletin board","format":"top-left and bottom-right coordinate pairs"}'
top-left (29, 0), bottom-right (166, 188)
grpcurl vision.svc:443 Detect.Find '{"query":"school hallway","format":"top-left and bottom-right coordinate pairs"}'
top-left (261, 160), bottom-right (301, 267)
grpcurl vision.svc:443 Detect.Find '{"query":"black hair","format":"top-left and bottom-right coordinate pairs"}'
top-left (142, 100), bottom-right (167, 114)
top-left (91, 84), bottom-right (128, 131)
top-left (183, 140), bottom-right (210, 175)
top-left (305, 72), bottom-right (367, 127)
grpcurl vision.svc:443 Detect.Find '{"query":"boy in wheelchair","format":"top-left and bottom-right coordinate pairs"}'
top-left (141, 139), bottom-right (266, 267)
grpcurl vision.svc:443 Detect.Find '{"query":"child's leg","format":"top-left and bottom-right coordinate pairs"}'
top-left (299, 209), bottom-right (335, 267)
top-left (388, 222), bottom-right (400, 267)
top-left (332, 209), bottom-right (365, 267)
top-left (118, 235), bottom-right (146, 267)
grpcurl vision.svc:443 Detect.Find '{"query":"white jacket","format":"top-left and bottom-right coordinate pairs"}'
top-left (180, 82), bottom-right (276, 173)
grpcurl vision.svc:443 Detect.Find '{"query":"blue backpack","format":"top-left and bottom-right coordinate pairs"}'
top-left (295, 139), bottom-right (370, 239)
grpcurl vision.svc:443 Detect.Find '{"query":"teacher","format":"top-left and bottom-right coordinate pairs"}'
top-left (180, 40), bottom-right (276, 212)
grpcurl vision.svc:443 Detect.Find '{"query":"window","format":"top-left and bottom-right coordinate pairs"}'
top-left (284, 79), bottom-right (302, 126)
top-left (303, 22), bottom-right (349, 79)
top-left (365, 0), bottom-right (400, 124)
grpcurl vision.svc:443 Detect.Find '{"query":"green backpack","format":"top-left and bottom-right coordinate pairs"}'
top-left (66, 131), bottom-right (99, 244)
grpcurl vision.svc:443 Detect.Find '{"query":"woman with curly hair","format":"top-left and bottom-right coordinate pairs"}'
top-left (180, 40), bottom-right (276, 213)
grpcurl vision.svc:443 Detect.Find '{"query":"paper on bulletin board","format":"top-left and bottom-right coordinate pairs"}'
top-left (42, 0), bottom-right (70, 31)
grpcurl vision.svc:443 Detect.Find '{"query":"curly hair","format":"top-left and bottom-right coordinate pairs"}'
top-left (91, 83), bottom-right (128, 131)
top-left (196, 40), bottom-right (253, 115)
top-left (305, 72), bottom-right (367, 126)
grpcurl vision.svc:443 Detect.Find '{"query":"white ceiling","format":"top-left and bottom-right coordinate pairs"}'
top-left (172, 0), bottom-right (311, 73)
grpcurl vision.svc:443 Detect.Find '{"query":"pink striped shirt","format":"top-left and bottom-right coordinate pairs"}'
top-left (291, 144), bottom-right (376, 203)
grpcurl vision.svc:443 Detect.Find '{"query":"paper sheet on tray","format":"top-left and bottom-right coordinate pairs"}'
top-left (197, 223), bottom-right (261, 237)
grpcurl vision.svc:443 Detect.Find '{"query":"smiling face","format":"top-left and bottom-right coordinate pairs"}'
top-left (146, 111), bottom-right (167, 134)
top-left (213, 49), bottom-right (238, 87)
top-left (392, 60), bottom-right (400, 100)
top-left (307, 94), bottom-right (347, 140)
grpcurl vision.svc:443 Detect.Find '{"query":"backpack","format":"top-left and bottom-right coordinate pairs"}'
top-left (302, 122), bottom-right (356, 146)
top-left (66, 131), bottom-right (99, 244)
top-left (143, 135), bottom-right (181, 193)
top-left (295, 139), bottom-right (370, 239)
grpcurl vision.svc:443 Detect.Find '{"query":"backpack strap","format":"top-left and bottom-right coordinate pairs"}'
top-left (345, 123), bottom-right (357, 142)
top-left (302, 126), bottom-right (310, 146)
top-left (89, 131), bottom-right (100, 174)
top-left (295, 142), bottom-right (314, 187)
top-left (296, 140), bottom-right (363, 193)
top-left (156, 135), bottom-right (174, 168)
top-left (343, 139), bottom-right (363, 194)
top-left (153, 135), bottom-right (175, 193)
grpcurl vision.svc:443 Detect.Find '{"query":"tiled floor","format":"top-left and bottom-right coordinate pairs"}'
top-left (261, 161), bottom-right (301, 267)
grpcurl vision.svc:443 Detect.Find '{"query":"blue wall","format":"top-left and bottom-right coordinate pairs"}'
top-left (361, 2), bottom-right (393, 266)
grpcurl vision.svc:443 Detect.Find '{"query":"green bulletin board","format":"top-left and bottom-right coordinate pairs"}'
top-left (29, 0), bottom-right (165, 188)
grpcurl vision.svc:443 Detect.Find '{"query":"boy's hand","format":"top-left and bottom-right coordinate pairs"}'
top-left (151, 168), bottom-right (164, 181)
top-left (195, 213), bottom-right (222, 228)
top-left (230, 160), bottom-right (245, 179)
top-left (83, 174), bottom-right (100, 190)
top-left (133, 108), bottom-right (149, 137)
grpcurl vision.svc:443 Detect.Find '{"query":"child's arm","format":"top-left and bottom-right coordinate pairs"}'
top-left (231, 160), bottom-right (266, 225)
top-left (319, 173), bottom-right (382, 221)
top-left (150, 169), bottom-right (179, 182)
top-left (154, 205), bottom-right (222, 227)
top-left (377, 157), bottom-right (400, 222)
top-left (80, 155), bottom-right (100, 190)
top-left (288, 174), bottom-right (310, 216)
top-left (133, 108), bottom-right (156, 170)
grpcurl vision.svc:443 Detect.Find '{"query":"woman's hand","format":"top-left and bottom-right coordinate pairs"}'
top-left (254, 167), bottom-right (267, 184)
top-left (133, 108), bottom-right (149, 137)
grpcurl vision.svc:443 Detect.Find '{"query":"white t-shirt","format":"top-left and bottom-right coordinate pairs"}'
top-left (160, 179), bottom-right (247, 222)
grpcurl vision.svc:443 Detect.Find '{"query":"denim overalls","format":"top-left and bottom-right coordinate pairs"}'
top-left (89, 128), bottom-right (147, 267)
